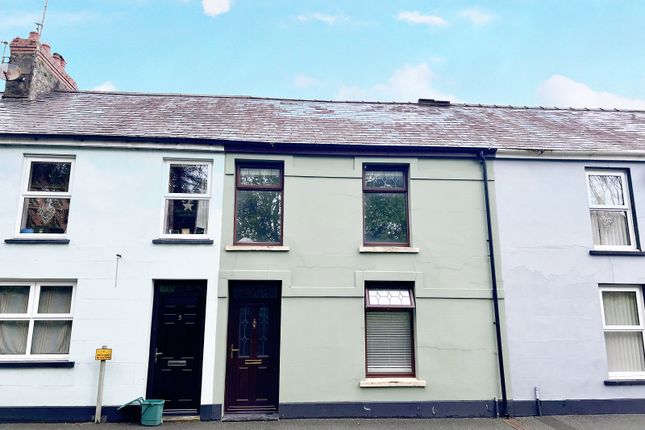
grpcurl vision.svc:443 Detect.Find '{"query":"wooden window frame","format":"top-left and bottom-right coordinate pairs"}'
top-left (364, 282), bottom-right (416, 378)
top-left (234, 161), bottom-right (285, 246)
top-left (362, 164), bottom-right (410, 247)
top-left (586, 169), bottom-right (638, 251)
top-left (160, 160), bottom-right (212, 238)
top-left (600, 285), bottom-right (645, 380)
top-left (16, 156), bottom-right (75, 238)
top-left (0, 281), bottom-right (75, 361)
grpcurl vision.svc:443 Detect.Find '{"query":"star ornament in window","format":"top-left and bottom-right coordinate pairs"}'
top-left (182, 200), bottom-right (194, 211)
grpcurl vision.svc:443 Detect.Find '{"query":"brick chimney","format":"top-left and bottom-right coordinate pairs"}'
top-left (3, 31), bottom-right (77, 100)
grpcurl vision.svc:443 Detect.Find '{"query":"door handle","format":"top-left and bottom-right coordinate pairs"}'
top-left (230, 344), bottom-right (239, 359)
top-left (154, 348), bottom-right (164, 364)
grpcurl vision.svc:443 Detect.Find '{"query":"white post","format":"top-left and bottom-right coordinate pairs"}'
top-left (95, 345), bottom-right (107, 423)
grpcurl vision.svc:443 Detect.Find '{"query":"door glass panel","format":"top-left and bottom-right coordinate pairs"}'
top-left (238, 306), bottom-right (251, 357)
top-left (257, 306), bottom-right (270, 357)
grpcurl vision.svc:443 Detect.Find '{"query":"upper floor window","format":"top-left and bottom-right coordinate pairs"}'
top-left (600, 285), bottom-right (645, 379)
top-left (19, 157), bottom-right (74, 235)
top-left (363, 165), bottom-right (409, 246)
top-left (163, 161), bottom-right (211, 236)
top-left (0, 282), bottom-right (75, 359)
top-left (586, 169), bottom-right (637, 250)
top-left (234, 162), bottom-right (284, 245)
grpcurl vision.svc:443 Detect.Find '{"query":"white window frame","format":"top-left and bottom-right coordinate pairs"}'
top-left (160, 159), bottom-right (212, 238)
top-left (0, 281), bottom-right (76, 361)
top-left (586, 169), bottom-right (637, 251)
top-left (599, 285), bottom-right (645, 380)
top-left (15, 156), bottom-right (75, 238)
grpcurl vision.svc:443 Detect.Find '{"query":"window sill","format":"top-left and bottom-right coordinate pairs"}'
top-left (225, 245), bottom-right (290, 252)
top-left (589, 250), bottom-right (645, 256)
top-left (359, 377), bottom-right (426, 388)
top-left (152, 238), bottom-right (214, 245)
top-left (5, 238), bottom-right (70, 245)
top-left (604, 379), bottom-right (645, 386)
top-left (359, 246), bottom-right (419, 254)
top-left (0, 361), bottom-right (75, 368)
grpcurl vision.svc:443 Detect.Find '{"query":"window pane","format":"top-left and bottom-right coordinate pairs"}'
top-left (164, 199), bottom-right (209, 234)
top-left (236, 190), bottom-right (282, 243)
top-left (168, 164), bottom-right (208, 194)
top-left (238, 306), bottom-right (251, 358)
top-left (366, 311), bottom-right (413, 374)
top-left (367, 289), bottom-right (413, 307)
top-left (605, 331), bottom-right (645, 372)
top-left (257, 306), bottom-right (270, 357)
top-left (603, 291), bottom-right (640, 326)
top-left (590, 210), bottom-right (630, 246)
top-left (365, 170), bottom-right (405, 189)
top-left (239, 167), bottom-right (281, 187)
top-left (21, 198), bottom-right (70, 234)
top-left (0, 286), bottom-right (29, 314)
top-left (364, 193), bottom-right (408, 244)
top-left (31, 321), bottom-right (72, 354)
top-left (0, 321), bottom-right (29, 354)
top-left (38, 287), bottom-right (73, 314)
top-left (589, 175), bottom-right (625, 206)
top-left (28, 162), bottom-right (71, 192)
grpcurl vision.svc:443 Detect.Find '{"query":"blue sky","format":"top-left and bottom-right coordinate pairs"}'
top-left (1, 0), bottom-right (645, 108)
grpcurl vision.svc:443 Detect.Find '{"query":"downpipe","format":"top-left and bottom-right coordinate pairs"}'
top-left (479, 150), bottom-right (509, 418)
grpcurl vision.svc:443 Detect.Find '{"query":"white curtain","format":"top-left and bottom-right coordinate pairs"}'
top-left (31, 321), bottom-right (71, 354)
top-left (0, 321), bottom-right (29, 354)
top-left (0, 286), bottom-right (29, 313)
top-left (603, 291), bottom-right (645, 372)
top-left (591, 210), bottom-right (630, 246)
top-left (195, 200), bottom-right (209, 233)
top-left (38, 287), bottom-right (72, 314)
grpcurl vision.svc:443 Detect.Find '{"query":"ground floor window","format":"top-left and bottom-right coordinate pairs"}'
top-left (365, 283), bottom-right (415, 377)
top-left (0, 281), bottom-right (75, 359)
top-left (600, 285), bottom-right (645, 379)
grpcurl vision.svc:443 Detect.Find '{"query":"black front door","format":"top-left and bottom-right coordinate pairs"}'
top-left (225, 282), bottom-right (281, 413)
top-left (147, 281), bottom-right (207, 415)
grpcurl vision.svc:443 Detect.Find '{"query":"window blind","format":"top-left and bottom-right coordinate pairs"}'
top-left (366, 311), bottom-right (412, 374)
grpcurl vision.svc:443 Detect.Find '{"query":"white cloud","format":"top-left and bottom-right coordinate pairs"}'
top-left (397, 11), bottom-right (448, 27)
top-left (91, 81), bottom-right (117, 92)
top-left (459, 8), bottom-right (495, 25)
top-left (335, 63), bottom-right (455, 103)
top-left (293, 74), bottom-right (319, 89)
top-left (202, 0), bottom-right (231, 17)
top-left (538, 75), bottom-right (645, 110)
top-left (296, 13), bottom-right (348, 25)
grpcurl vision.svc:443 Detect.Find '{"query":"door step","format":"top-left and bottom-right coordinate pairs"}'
top-left (222, 413), bottom-right (279, 422)
top-left (163, 415), bottom-right (200, 422)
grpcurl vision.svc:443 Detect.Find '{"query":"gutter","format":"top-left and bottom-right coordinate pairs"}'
top-left (478, 150), bottom-right (508, 417)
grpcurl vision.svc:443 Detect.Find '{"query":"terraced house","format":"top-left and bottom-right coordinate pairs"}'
top-left (1, 32), bottom-right (645, 423)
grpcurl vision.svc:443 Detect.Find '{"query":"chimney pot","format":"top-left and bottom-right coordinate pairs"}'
top-left (28, 31), bottom-right (40, 41)
top-left (52, 53), bottom-right (66, 68)
top-left (40, 43), bottom-right (51, 56)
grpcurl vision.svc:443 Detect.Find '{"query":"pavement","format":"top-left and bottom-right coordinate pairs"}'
top-left (2, 416), bottom-right (645, 430)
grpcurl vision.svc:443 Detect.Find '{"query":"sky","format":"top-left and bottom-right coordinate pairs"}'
top-left (1, 0), bottom-right (645, 109)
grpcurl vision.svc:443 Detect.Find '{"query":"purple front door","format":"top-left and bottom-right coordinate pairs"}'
top-left (225, 282), bottom-right (281, 413)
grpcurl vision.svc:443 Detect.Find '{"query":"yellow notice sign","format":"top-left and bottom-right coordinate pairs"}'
top-left (95, 348), bottom-right (113, 361)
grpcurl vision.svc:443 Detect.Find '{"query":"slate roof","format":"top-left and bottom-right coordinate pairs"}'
top-left (1, 90), bottom-right (645, 153)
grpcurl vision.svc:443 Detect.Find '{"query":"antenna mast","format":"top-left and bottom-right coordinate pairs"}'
top-left (35, 0), bottom-right (49, 38)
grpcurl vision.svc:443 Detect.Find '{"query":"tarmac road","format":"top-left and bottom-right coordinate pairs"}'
top-left (2, 415), bottom-right (645, 430)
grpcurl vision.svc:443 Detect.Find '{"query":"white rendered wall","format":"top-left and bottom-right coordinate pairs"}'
top-left (495, 158), bottom-right (645, 401)
top-left (0, 143), bottom-right (224, 408)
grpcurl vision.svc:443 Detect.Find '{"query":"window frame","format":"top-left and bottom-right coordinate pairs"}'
top-left (0, 281), bottom-right (75, 361)
top-left (599, 285), bottom-right (645, 380)
top-left (362, 164), bottom-right (410, 247)
top-left (160, 159), bottom-right (212, 238)
top-left (16, 156), bottom-right (75, 238)
top-left (233, 161), bottom-right (285, 246)
top-left (586, 169), bottom-right (638, 251)
top-left (364, 283), bottom-right (416, 378)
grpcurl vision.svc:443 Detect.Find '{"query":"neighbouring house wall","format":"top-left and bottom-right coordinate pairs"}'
top-left (0, 143), bottom-right (224, 409)
top-left (495, 158), bottom-right (645, 404)
top-left (213, 153), bottom-right (506, 413)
